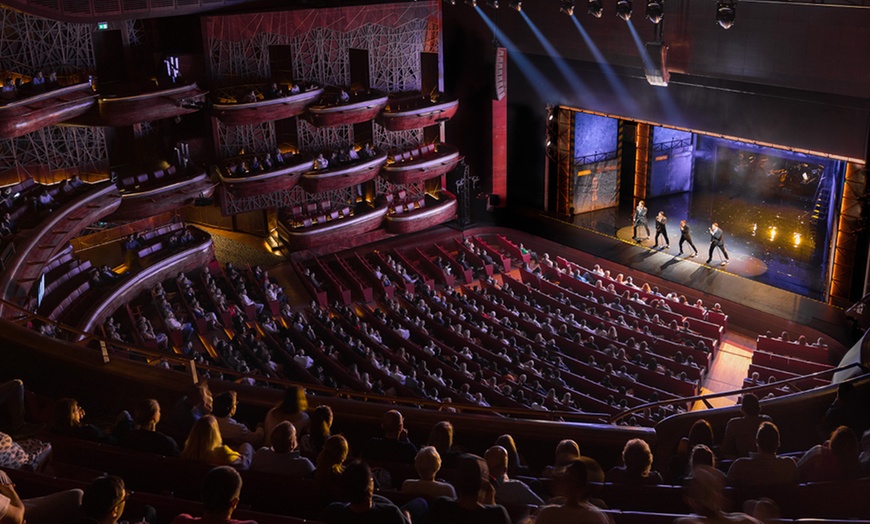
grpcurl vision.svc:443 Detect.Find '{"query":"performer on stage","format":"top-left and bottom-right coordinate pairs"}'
top-left (678, 220), bottom-right (699, 257)
top-left (632, 201), bottom-right (650, 242)
top-left (706, 222), bottom-right (730, 266)
top-left (654, 211), bottom-right (670, 250)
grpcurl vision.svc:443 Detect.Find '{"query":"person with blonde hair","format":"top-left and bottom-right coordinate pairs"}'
top-left (264, 386), bottom-right (309, 445)
top-left (180, 415), bottom-right (252, 470)
top-left (315, 434), bottom-right (348, 496)
top-left (402, 446), bottom-right (455, 498)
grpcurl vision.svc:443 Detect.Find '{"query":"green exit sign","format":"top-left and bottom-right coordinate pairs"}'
top-left (97, 22), bottom-right (108, 30)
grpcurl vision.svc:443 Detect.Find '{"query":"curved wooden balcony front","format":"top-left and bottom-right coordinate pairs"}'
top-left (75, 227), bottom-right (214, 338)
top-left (377, 95), bottom-right (458, 131)
top-left (71, 82), bottom-right (208, 127)
top-left (211, 86), bottom-right (324, 126)
top-left (278, 203), bottom-right (388, 250)
top-left (0, 82), bottom-right (98, 139)
top-left (300, 151), bottom-right (388, 193)
top-left (306, 90), bottom-right (389, 127)
top-left (108, 170), bottom-right (216, 222)
top-left (218, 155), bottom-right (312, 198)
top-left (0, 182), bottom-right (121, 317)
top-left (382, 143), bottom-right (461, 186)
top-left (384, 191), bottom-right (457, 235)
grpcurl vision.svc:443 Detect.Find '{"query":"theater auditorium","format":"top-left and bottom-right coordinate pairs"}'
top-left (0, 0), bottom-right (869, 522)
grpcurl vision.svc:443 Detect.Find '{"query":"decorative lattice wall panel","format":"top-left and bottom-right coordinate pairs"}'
top-left (0, 126), bottom-right (107, 175)
top-left (0, 6), bottom-right (95, 75)
top-left (218, 121), bottom-right (276, 159)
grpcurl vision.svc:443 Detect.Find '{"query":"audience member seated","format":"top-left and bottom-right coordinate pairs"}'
top-left (315, 434), bottom-right (349, 497)
top-left (263, 386), bottom-right (309, 446)
top-left (797, 425), bottom-right (864, 482)
top-left (0, 429), bottom-right (49, 472)
top-left (167, 381), bottom-right (213, 443)
top-left (402, 446), bottom-right (456, 499)
top-left (484, 445), bottom-right (543, 506)
top-left (726, 422), bottom-right (797, 489)
top-left (531, 457), bottom-right (612, 524)
top-left (605, 438), bottom-right (662, 485)
top-left (0, 469), bottom-right (82, 524)
top-left (0, 380), bottom-right (30, 437)
top-left (51, 398), bottom-right (119, 444)
top-left (299, 404), bottom-right (332, 460)
top-left (321, 460), bottom-right (421, 524)
top-left (212, 391), bottom-right (264, 448)
top-left (676, 466), bottom-right (762, 524)
top-left (171, 466), bottom-right (256, 524)
top-left (119, 399), bottom-right (180, 457)
top-left (422, 454), bottom-right (511, 524)
top-left (180, 415), bottom-right (253, 470)
top-left (822, 381), bottom-right (870, 437)
top-left (361, 410), bottom-right (418, 465)
top-left (670, 419), bottom-right (716, 484)
top-left (250, 421), bottom-right (315, 477)
top-left (542, 439), bottom-right (581, 478)
top-left (427, 421), bottom-right (461, 469)
top-left (72, 475), bottom-right (152, 524)
top-left (721, 394), bottom-right (771, 459)
top-left (495, 434), bottom-right (529, 478)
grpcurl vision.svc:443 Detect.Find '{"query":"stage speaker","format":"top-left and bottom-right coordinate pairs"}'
top-left (493, 47), bottom-right (507, 101)
top-left (644, 42), bottom-right (670, 87)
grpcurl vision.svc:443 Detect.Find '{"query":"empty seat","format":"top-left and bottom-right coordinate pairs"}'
top-left (321, 200), bottom-right (331, 210)
top-left (136, 173), bottom-right (149, 185)
top-left (306, 203), bottom-right (317, 213)
top-left (316, 215), bottom-right (327, 224)
top-left (291, 205), bottom-right (303, 216)
top-left (385, 193), bottom-right (394, 203)
top-left (398, 189), bottom-right (407, 200)
top-left (166, 165), bottom-right (177, 176)
top-left (329, 210), bottom-right (339, 220)
top-left (341, 206), bottom-right (351, 216)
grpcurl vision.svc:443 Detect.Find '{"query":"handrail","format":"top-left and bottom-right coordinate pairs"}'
top-left (609, 361), bottom-right (867, 425)
top-left (0, 296), bottom-right (611, 424)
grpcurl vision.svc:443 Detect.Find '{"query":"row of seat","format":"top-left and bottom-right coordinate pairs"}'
top-left (390, 142), bottom-right (437, 163)
top-left (117, 165), bottom-right (178, 191)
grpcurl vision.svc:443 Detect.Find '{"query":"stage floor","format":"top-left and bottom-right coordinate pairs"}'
top-left (568, 192), bottom-right (828, 300)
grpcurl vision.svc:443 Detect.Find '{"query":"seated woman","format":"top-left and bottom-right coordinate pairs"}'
top-left (299, 405), bottom-right (333, 461)
top-left (315, 434), bottom-right (349, 497)
top-left (263, 385), bottom-right (310, 446)
top-left (180, 415), bottom-right (253, 470)
top-left (605, 438), bottom-right (662, 485)
top-left (402, 446), bottom-right (456, 499)
top-left (51, 398), bottom-right (120, 445)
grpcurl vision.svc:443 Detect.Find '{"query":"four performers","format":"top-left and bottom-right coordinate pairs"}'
top-left (630, 203), bottom-right (729, 267)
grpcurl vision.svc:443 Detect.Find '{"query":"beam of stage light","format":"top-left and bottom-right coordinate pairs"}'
top-left (475, 7), bottom-right (561, 100)
top-left (570, 15), bottom-right (638, 114)
top-left (520, 11), bottom-right (599, 106)
top-left (626, 19), bottom-right (683, 122)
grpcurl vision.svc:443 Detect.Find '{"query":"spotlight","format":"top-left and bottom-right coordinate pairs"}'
top-left (588, 0), bottom-right (603, 17)
top-left (615, 0), bottom-right (632, 21)
top-left (445, 0), bottom-right (456, 4)
top-left (464, 0), bottom-right (476, 6)
top-left (560, 0), bottom-right (575, 15)
top-left (646, 0), bottom-right (663, 24)
top-left (509, 0), bottom-right (521, 10)
top-left (486, 0), bottom-right (499, 8)
top-left (716, 1), bottom-right (736, 29)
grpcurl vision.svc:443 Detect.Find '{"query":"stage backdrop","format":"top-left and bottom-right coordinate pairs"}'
top-left (572, 112), bottom-right (619, 214)
top-left (649, 126), bottom-right (694, 198)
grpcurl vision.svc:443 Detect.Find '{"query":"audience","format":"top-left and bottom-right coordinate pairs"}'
top-left (484, 445), bottom-right (543, 506)
top-left (263, 386), bottom-right (309, 445)
top-left (427, 421), bottom-right (460, 468)
top-left (361, 410), bottom-right (418, 464)
top-left (532, 457), bottom-right (612, 524)
top-left (321, 460), bottom-right (417, 524)
top-left (726, 422), bottom-right (797, 488)
top-left (51, 398), bottom-right (118, 444)
top-left (676, 466), bottom-right (762, 524)
top-left (797, 425), bottom-right (863, 482)
top-left (315, 434), bottom-right (349, 496)
top-left (721, 394), bottom-right (771, 459)
top-left (250, 421), bottom-right (315, 477)
top-left (72, 475), bottom-right (151, 524)
top-left (299, 404), bottom-right (332, 460)
top-left (212, 391), bottom-right (264, 448)
top-left (605, 438), bottom-right (662, 485)
top-left (119, 399), bottom-right (180, 457)
top-left (171, 466), bottom-right (256, 524)
top-left (402, 446), bottom-right (456, 499)
top-left (422, 454), bottom-right (511, 524)
top-left (180, 415), bottom-right (253, 469)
